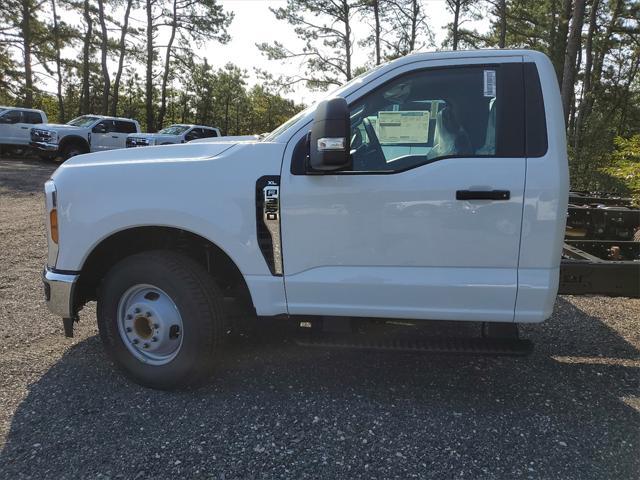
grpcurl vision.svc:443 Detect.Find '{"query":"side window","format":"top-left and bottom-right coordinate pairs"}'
top-left (185, 128), bottom-right (203, 141)
top-left (0, 110), bottom-right (22, 124)
top-left (93, 120), bottom-right (114, 133)
top-left (203, 128), bottom-right (218, 138)
top-left (115, 120), bottom-right (137, 134)
top-left (24, 111), bottom-right (43, 124)
top-left (349, 65), bottom-right (523, 172)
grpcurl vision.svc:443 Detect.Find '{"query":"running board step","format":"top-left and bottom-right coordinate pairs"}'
top-left (295, 334), bottom-right (533, 356)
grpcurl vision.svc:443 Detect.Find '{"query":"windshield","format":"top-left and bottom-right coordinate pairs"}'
top-left (0, 108), bottom-right (7, 115)
top-left (158, 125), bottom-right (190, 135)
top-left (262, 63), bottom-right (387, 142)
top-left (67, 116), bottom-right (100, 127)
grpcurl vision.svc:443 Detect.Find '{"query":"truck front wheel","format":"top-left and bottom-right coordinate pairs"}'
top-left (59, 142), bottom-right (87, 162)
top-left (97, 250), bottom-right (225, 389)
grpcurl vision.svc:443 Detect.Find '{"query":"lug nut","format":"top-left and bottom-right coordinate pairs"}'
top-left (126, 327), bottom-right (132, 333)
top-left (126, 314), bottom-right (133, 320)
top-left (132, 339), bottom-right (139, 344)
top-left (153, 323), bottom-right (159, 329)
top-left (146, 311), bottom-right (152, 317)
top-left (134, 308), bottom-right (141, 314)
top-left (143, 343), bottom-right (149, 349)
top-left (152, 337), bottom-right (158, 342)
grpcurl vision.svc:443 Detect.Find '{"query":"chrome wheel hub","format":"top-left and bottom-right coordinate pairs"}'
top-left (117, 284), bottom-right (183, 365)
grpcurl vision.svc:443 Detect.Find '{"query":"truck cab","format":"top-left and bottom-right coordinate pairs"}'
top-left (0, 106), bottom-right (47, 153)
top-left (31, 115), bottom-right (141, 161)
top-left (42, 49), bottom-right (569, 389)
top-left (126, 124), bottom-right (221, 148)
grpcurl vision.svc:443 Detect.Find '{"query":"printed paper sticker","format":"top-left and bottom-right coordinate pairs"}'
top-left (484, 70), bottom-right (496, 97)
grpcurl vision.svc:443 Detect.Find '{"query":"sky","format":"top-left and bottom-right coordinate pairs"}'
top-left (211, 0), bottom-right (458, 105)
top-left (35, 0), bottom-right (480, 107)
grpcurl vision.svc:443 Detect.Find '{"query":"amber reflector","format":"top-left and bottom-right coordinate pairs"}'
top-left (49, 209), bottom-right (59, 244)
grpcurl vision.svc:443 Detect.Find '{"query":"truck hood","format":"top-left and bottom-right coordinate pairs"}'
top-left (56, 141), bottom-right (248, 170)
top-left (49, 138), bottom-right (286, 277)
top-left (191, 135), bottom-right (260, 143)
top-left (35, 123), bottom-right (85, 131)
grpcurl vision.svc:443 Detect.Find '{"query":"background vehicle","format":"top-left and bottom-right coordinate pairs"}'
top-left (31, 115), bottom-right (140, 161)
top-left (0, 107), bottom-right (47, 154)
top-left (126, 124), bottom-right (220, 147)
top-left (43, 49), bottom-right (570, 389)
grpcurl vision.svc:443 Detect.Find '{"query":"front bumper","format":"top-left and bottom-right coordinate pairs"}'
top-left (43, 267), bottom-right (79, 318)
top-left (30, 141), bottom-right (59, 152)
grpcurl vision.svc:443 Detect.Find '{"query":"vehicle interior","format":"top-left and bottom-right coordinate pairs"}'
top-left (350, 67), bottom-right (498, 172)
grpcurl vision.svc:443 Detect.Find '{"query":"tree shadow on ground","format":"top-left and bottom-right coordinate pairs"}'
top-left (0, 159), bottom-right (57, 196)
top-left (1, 297), bottom-right (638, 479)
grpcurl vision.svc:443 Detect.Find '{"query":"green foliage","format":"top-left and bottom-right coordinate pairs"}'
top-left (600, 135), bottom-right (640, 204)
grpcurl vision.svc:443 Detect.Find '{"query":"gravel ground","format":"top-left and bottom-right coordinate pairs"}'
top-left (0, 157), bottom-right (639, 479)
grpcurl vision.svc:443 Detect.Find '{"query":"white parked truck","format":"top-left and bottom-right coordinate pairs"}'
top-left (0, 106), bottom-right (47, 153)
top-left (31, 115), bottom-right (141, 161)
top-left (42, 50), bottom-right (569, 389)
top-left (126, 124), bottom-right (221, 148)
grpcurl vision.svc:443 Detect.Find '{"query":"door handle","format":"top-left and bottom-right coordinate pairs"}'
top-left (111, 135), bottom-right (119, 138)
top-left (456, 190), bottom-right (510, 200)
top-left (21, 126), bottom-right (29, 129)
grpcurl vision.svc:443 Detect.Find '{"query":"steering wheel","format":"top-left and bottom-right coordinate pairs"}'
top-left (352, 117), bottom-right (389, 170)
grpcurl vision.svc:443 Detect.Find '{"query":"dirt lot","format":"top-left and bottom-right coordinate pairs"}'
top-left (0, 157), bottom-right (639, 479)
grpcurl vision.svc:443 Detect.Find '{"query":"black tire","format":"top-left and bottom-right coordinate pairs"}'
top-left (60, 142), bottom-right (87, 161)
top-left (97, 250), bottom-right (225, 389)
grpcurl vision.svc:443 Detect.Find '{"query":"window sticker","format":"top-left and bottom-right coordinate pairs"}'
top-left (377, 111), bottom-right (430, 144)
top-left (483, 70), bottom-right (496, 97)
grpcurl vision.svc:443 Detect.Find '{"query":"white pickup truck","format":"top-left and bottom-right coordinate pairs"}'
top-left (0, 106), bottom-right (47, 153)
top-left (126, 124), bottom-right (221, 148)
top-left (42, 49), bottom-right (568, 389)
top-left (31, 115), bottom-right (141, 161)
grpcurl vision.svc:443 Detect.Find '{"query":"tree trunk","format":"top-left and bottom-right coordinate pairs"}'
top-left (560, 0), bottom-right (586, 124)
top-left (21, 0), bottom-right (34, 107)
top-left (573, 0), bottom-right (599, 152)
top-left (157, 0), bottom-right (178, 130)
top-left (97, 0), bottom-right (110, 115)
top-left (110, 0), bottom-right (133, 116)
top-left (409, 0), bottom-right (418, 51)
top-left (50, 0), bottom-right (65, 121)
top-left (373, 0), bottom-right (381, 65)
top-left (224, 97), bottom-right (229, 135)
top-left (552, 0), bottom-right (573, 83)
top-left (452, 1), bottom-right (461, 51)
top-left (591, 0), bottom-right (623, 88)
top-left (145, 0), bottom-right (155, 131)
top-left (498, 0), bottom-right (507, 48)
top-left (343, 0), bottom-right (352, 80)
top-left (81, 0), bottom-right (92, 115)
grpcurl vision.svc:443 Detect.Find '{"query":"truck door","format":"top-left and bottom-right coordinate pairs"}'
top-left (0, 109), bottom-right (23, 144)
top-left (91, 120), bottom-right (115, 152)
top-left (280, 61), bottom-right (527, 322)
top-left (18, 111), bottom-right (44, 144)
top-left (112, 120), bottom-right (137, 148)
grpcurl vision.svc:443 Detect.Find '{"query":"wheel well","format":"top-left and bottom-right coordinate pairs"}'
top-left (75, 227), bottom-right (254, 315)
top-left (59, 136), bottom-right (89, 152)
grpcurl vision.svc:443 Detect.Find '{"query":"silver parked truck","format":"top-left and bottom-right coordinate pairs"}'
top-left (31, 115), bottom-right (141, 162)
top-left (0, 106), bottom-right (47, 154)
